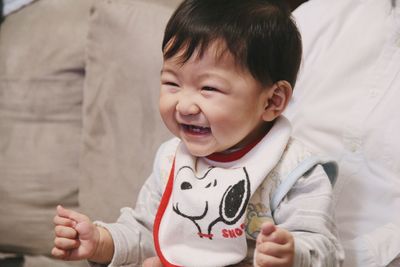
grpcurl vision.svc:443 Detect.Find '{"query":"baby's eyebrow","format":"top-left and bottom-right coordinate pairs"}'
top-left (160, 65), bottom-right (176, 74)
top-left (160, 68), bottom-right (176, 75)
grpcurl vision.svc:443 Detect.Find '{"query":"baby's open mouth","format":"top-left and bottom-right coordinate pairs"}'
top-left (181, 124), bottom-right (211, 134)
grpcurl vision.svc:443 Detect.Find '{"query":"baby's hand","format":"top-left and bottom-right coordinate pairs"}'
top-left (255, 222), bottom-right (294, 267)
top-left (143, 256), bottom-right (164, 267)
top-left (52, 205), bottom-right (99, 261)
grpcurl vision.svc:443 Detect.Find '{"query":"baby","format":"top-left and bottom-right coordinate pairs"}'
top-left (52, 0), bottom-right (343, 266)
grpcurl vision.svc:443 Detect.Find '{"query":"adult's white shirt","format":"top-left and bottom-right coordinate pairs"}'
top-left (2, 0), bottom-right (36, 16)
top-left (285, 0), bottom-right (400, 266)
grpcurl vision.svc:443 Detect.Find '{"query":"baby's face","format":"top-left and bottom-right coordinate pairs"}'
top-left (159, 40), bottom-right (272, 157)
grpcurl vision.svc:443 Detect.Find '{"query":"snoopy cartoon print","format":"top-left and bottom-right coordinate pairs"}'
top-left (171, 165), bottom-right (251, 239)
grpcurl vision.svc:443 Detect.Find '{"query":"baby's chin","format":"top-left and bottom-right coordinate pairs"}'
top-left (183, 142), bottom-right (216, 158)
top-left (187, 148), bottom-right (213, 158)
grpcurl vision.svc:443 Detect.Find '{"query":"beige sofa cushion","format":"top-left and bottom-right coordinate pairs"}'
top-left (0, 0), bottom-right (92, 257)
top-left (0, 0), bottom-right (179, 265)
top-left (79, 0), bottom-right (175, 222)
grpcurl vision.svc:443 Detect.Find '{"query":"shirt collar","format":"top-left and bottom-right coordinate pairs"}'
top-left (3, 0), bottom-right (36, 16)
top-left (206, 134), bottom-right (265, 163)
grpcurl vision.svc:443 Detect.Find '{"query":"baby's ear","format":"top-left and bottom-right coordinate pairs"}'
top-left (262, 80), bottom-right (292, 121)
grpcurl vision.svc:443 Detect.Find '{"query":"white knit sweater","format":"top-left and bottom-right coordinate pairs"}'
top-left (93, 117), bottom-right (344, 267)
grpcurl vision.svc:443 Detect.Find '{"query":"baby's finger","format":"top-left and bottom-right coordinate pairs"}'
top-left (51, 247), bottom-right (70, 259)
top-left (54, 237), bottom-right (80, 250)
top-left (57, 205), bottom-right (90, 224)
top-left (257, 241), bottom-right (286, 258)
top-left (55, 225), bottom-right (78, 239)
top-left (268, 227), bottom-right (292, 245)
top-left (143, 256), bottom-right (163, 267)
top-left (257, 222), bottom-right (276, 244)
top-left (255, 251), bottom-right (286, 267)
top-left (53, 215), bottom-right (76, 227)
top-left (260, 222), bottom-right (276, 236)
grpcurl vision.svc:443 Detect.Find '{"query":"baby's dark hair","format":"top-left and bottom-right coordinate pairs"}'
top-left (162, 0), bottom-right (302, 88)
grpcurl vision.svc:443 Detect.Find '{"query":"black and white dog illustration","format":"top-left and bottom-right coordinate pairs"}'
top-left (172, 165), bottom-right (251, 239)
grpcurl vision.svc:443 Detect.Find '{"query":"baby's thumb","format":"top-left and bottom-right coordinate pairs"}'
top-left (143, 257), bottom-right (163, 267)
top-left (57, 205), bottom-right (90, 224)
top-left (260, 221), bottom-right (276, 236)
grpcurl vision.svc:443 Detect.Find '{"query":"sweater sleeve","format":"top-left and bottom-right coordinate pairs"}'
top-left (341, 224), bottom-right (400, 266)
top-left (89, 139), bottom-right (177, 267)
top-left (273, 165), bottom-right (344, 267)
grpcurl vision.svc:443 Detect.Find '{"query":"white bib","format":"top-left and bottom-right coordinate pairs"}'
top-left (154, 117), bottom-right (292, 267)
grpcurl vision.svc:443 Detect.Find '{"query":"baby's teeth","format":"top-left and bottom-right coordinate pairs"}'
top-left (189, 125), bottom-right (208, 133)
top-left (191, 126), bottom-right (202, 132)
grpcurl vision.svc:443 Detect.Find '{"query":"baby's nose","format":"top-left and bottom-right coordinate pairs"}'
top-left (176, 95), bottom-right (200, 115)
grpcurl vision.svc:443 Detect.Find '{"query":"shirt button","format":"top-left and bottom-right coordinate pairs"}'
top-left (369, 90), bottom-right (378, 97)
top-left (349, 139), bottom-right (361, 152)
top-left (350, 143), bottom-right (358, 152)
